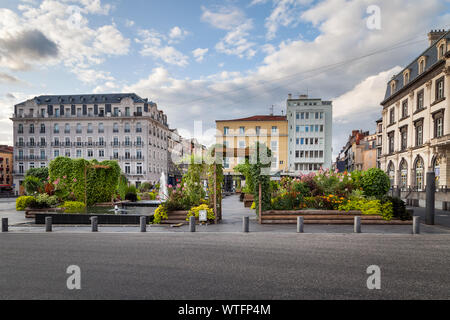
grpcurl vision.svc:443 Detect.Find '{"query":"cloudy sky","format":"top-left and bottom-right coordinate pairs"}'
top-left (1, 0), bottom-right (449, 158)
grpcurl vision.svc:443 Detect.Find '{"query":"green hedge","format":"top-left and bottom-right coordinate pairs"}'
top-left (16, 196), bottom-right (36, 211)
top-left (61, 201), bottom-right (86, 213)
top-left (49, 157), bottom-right (121, 206)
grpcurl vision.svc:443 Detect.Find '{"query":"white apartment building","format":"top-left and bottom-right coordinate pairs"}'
top-left (286, 94), bottom-right (333, 173)
top-left (380, 30), bottom-right (449, 194)
top-left (11, 93), bottom-right (169, 193)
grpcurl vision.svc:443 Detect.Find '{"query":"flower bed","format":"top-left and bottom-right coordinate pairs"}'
top-left (255, 168), bottom-right (412, 224)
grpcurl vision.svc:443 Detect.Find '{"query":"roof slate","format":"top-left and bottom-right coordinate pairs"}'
top-left (16, 93), bottom-right (152, 106)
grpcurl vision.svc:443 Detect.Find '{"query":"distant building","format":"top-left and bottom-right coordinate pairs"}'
top-left (375, 118), bottom-right (383, 169)
top-left (336, 130), bottom-right (377, 172)
top-left (215, 114), bottom-right (289, 190)
top-left (286, 94), bottom-right (333, 173)
top-left (0, 145), bottom-right (13, 192)
top-left (11, 93), bottom-right (169, 193)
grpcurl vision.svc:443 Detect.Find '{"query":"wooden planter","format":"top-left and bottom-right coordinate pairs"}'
top-left (260, 209), bottom-right (413, 225)
top-left (243, 193), bottom-right (254, 208)
top-left (25, 207), bottom-right (63, 219)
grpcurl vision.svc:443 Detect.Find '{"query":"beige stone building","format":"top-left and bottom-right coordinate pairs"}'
top-left (380, 30), bottom-right (450, 208)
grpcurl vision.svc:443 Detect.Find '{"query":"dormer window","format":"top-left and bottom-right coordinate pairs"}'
top-left (418, 56), bottom-right (427, 74)
top-left (436, 38), bottom-right (447, 60)
top-left (403, 69), bottom-right (410, 85)
top-left (390, 80), bottom-right (397, 94)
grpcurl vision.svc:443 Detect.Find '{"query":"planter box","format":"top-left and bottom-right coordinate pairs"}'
top-left (260, 209), bottom-right (412, 225)
top-left (243, 193), bottom-right (254, 208)
top-left (25, 207), bottom-right (63, 219)
top-left (35, 212), bottom-right (153, 225)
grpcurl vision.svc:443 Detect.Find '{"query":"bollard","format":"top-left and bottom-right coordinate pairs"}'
top-left (425, 171), bottom-right (435, 225)
top-left (140, 216), bottom-right (147, 232)
top-left (413, 216), bottom-right (420, 234)
top-left (189, 216), bottom-right (195, 232)
top-left (45, 216), bottom-right (52, 232)
top-left (297, 216), bottom-right (304, 233)
top-left (1, 218), bottom-right (8, 232)
top-left (91, 216), bottom-right (98, 232)
top-left (243, 216), bottom-right (249, 233)
top-left (354, 216), bottom-right (361, 233)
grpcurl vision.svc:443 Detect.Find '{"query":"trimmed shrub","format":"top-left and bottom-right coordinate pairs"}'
top-left (187, 204), bottom-right (215, 221)
top-left (361, 168), bottom-right (390, 198)
top-left (29, 193), bottom-right (59, 209)
top-left (16, 196), bottom-right (36, 211)
top-left (61, 201), bottom-right (86, 213)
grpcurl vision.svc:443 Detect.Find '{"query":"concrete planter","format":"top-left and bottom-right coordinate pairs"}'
top-left (25, 207), bottom-right (63, 218)
top-left (35, 212), bottom-right (153, 225)
top-left (260, 209), bottom-right (413, 225)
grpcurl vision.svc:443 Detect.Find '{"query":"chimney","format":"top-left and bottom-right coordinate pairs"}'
top-left (288, 93), bottom-right (292, 99)
top-left (428, 29), bottom-right (447, 46)
top-left (299, 94), bottom-right (308, 99)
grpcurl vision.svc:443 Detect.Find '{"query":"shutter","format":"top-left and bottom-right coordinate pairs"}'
top-left (144, 103), bottom-right (148, 112)
top-left (71, 105), bottom-right (75, 115)
top-left (82, 104), bottom-right (87, 115)
top-left (94, 104), bottom-right (98, 115)
top-left (60, 105), bottom-right (64, 116)
top-left (105, 104), bottom-right (111, 113)
top-left (47, 105), bottom-right (53, 116)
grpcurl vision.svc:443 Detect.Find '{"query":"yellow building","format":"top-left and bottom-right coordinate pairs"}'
top-left (215, 115), bottom-right (289, 177)
top-left (0, 145), bottom-right (14, 192)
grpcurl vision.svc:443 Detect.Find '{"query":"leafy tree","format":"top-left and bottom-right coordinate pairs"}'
top-left (361, 168), bottom-right (390, 198)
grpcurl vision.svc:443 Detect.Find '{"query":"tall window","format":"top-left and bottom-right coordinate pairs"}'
top-left (417, 90), bottom-right (424, 110)
top-left (53, 124), bottom-right (59, 134)
top-left (255, 126), bottom-right (261, 135)
top-left (401, 100), bottom-right (408, 118)
top-left (113, 123), bottom-right (119, 133)
top-left (64, 123), bottom-right (70, 134)
top-left (415, 157), bottom-right (424, 191)
top-left (389, 108), bottom-right (395, 124)
top-left (76, 123), bottom-right (82, 134)
top-left (388, 133), bottom-right (394, 154)
top-left (435, 116), bottom-right (443, 138)
top-left (436, 77), bottom-right (444, 101)
top-left (415, 123), bottom-right (423, 146)
top-left (400, 127), bottom-right (408, 151)
top-left (18, 124), bottom-right (23, 134)
top-left (87, 123), bottom-right (93, 133)
top-left (40, 124), bottom-right (45, 133)
top-left (388, 162), bottom-right (395, 187)
top-left (98, 122), bottom-right (104, 133)
top-left (239, 126), bottom-right (245, 135)
top-left (400, 160), bottom-right (408, 191)
top-left (29, 124), bottom-right (34, 134)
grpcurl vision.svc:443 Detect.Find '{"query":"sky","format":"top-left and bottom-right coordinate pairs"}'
top-left (1, 0), bottom-right (449, 159)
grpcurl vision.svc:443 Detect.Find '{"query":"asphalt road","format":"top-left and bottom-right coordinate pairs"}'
top-left (0, 232), bottom-right (449, 300)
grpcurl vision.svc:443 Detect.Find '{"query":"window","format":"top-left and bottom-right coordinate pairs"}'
top-left (389, 108), bottom-right (395, 124)
top-left (137, 163), bottom-right (143, 175)
top-left (438, 43), bottom-right (446, 59)
top-left (239, 126), bottom-right (245, 135)
top-left (390, 81), bottom-right (396, 93)
top-left (65, 137), bottom-right (70, 146)
top-left (98, 137), bottom-right (105, 146)
top-left (87, 123), bottom-right (93, 133)
top-left (125, 150), bottom-right (131, 159)
top-left (270, 140), bottom-right (278, 152)
top-left (320, 125), bottom-right (324, 132)
top-left (125, 163), bottom-right (131, 174)
top-left (136, 122), bottom-right (142, 133)
top-left (436, 77), bottom-right (444, 101)
top-left (415, 157), bottom-right (424, 191)
top-left (113, 137), bottom-right (119, 146)
top-left (417, 90), bottom-right (424, 110)
top-left (65, 123), bottom-right (70, 134)
top-left (271, 126), bottom-right (277, 134)
top-left (65, 149), bottom-right (70, 157)
top-left (400, 127), bottom-right (407, 151)
top-left (29, 124), bottom-right (34, 134)
top-left (418, 58), bottom-right (425, 74)
top-left (400, 160), bottom-right (408, 191)
top-left (98, 123), bottom-right (104, 133)
top-left (113, 150), bottom-right (119, 159)
top-left (125, 107), bottom-right (130, 116)
top-left (435, 116), bottom-right (443, 138)
top-left (87, 149), bottom-right (93, 158)
top-left (53, 124), bottom-right (59, 134)
top-left (76, 150), bottom-right (82, 158)
top-left (401, 100), bottom-right (408, 118)
top-left (238, 140), bottom-right (245, 148)
top-left (305, 112), bottom-right (309, 120)
top-left (403, 70), bottom-right (410, 85)
top-left (54, 150), bottom-right (59, 158)
top-left (415, 123), bottom-right (423, 146)
top-left (136, 150), bottom-right (143, 159)
top-left (255, 126), bottom-right (261, 135)
top-left (98, 150), bottom-right (104, 158)
top-left (76, 123), bottom-right (82, 134)
top-left (40, 124), bottom-right (45, 133)
top-left (388, 133), bottom-right (394, 154)
top-left (223, 127), bottom-right (229, 135)
top-left (113, 123), bottom-right (119, 133)
top-left (18, 124), bottom-right (23, 134)
top-left (223, 157), bottom-right (229, 169)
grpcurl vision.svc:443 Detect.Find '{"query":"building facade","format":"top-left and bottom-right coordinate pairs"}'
top-left (215, 115), bottom-right (289, 173)
top-left (380, 30), bottom-right (450, 196)
top-left (11, 93), bottom-right (169, 193)
top-left (0, 145), bottom-right (13, 192)
top-left (286, 94), bottom-right (333, 173)
top-left (335, 130), bottom-right (377, 172)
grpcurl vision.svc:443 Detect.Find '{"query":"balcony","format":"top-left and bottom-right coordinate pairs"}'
top-left (134, 112), bottom-right (142, 117)
top-left (109, 156), bottom-right (145, 161)
top-left (14, 156), bottom-right (47, 161)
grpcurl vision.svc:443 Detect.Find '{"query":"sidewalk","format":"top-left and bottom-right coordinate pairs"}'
top-left (2, 195), bottom-right (450, 234)
top-left (407, 206), bottom-right (450, 229)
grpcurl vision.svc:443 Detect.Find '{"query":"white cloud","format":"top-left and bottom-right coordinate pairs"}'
top-left (192, 48), bottom-right (209, 62)
top-left (136, 28), bottom-right (189, 66)
top-left (0, 0), bottom-right (129, 83)
top-left (201, 6), bottom-right (257, 58)
top-left (168, 26), bottom-right (189, 43)
top-left (125, 19), bottom-right (135, 27)
top-left (93, 81), bottom-right (119, 93)
top-left (124, 0), bottom-right (447, 150)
